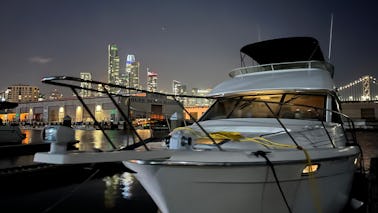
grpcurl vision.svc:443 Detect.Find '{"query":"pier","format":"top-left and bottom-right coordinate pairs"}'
top-left (0, 94), bottom-right (182, 125)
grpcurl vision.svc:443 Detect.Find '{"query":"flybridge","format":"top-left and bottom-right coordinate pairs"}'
top-left (234, 37), bottom-right (334, 77)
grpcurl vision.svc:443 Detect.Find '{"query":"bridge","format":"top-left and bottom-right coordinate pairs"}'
top-left (337, 75), bottom-right (378, 102)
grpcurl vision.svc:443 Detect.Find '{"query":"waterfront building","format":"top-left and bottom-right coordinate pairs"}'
top-left (183, 106), bottom-right (209, 120)
top-left (147, 68), bottom-right (158, 92)
top-left (80, 72), bottom-right (92, 97)
top-left (125, 54), bottom-right (140, 90)
top-left (107, 44), bottom-right (120, 88)
top-left (9, 94), bottom-right (182, 124)
top-left (6, 84), bottom-right (40, 103)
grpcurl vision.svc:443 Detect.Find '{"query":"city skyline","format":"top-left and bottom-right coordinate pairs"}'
top-left (1, 0), bottom-right (377, 96)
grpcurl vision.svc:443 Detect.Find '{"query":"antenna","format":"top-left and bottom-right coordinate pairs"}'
top-left (328, 13), bottom-right (334, 61)
top-left (257, 24), bottom-right (261, 42)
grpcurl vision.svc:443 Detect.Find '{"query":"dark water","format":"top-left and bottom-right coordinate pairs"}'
top-left (0, 129), bottom-right (377, 212)
top-left (0, 129), bottom-right (159, 213)
top-left (355, 130), bottom-right (378, 171)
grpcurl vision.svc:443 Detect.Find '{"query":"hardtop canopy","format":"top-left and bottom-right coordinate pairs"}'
top-left (240, 37), bottom-right (325, 65)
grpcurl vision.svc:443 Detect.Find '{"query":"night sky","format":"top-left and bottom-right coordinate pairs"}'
top-left (1, 0), bottom-right (377, 96)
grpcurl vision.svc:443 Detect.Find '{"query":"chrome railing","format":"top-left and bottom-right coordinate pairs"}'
top-left (229, 60), bottom-right (334, 78)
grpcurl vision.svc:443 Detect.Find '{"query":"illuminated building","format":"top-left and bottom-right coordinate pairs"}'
top-left (11, 94), bottom-right (181, 124)
top-left (107, 44), bottom-right (120, 88)
top-left (189, 88), bottom-right (212, 106)
top-left (6, 84), bottom-right (40, 103)
top-left (172, 80), bottom-right (184, 95)
top-left (96, 84), bottom-right (104, 97)
top-left (125, 54), bottom-right (140, 89)
top-left (147, 68), bottom-right (158, 92)
top-left (48, 88), bottom-right (63, 100)
top-left (172, 80), bottom-right (187, 103)
top-left (80, 72), bottom-right (92, 97)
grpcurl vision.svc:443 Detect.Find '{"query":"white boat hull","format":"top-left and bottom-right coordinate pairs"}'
top-left (124, 147), bottom-right (359, 213)
top-left (0, 126), bottom-right (26, 144)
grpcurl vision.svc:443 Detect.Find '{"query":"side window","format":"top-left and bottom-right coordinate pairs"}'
top-left (331, 98), bottom-right (342, 123)
top-left (280, 95), bottom-right (326, 121)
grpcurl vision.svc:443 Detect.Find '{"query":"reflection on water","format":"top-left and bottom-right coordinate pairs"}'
top-left (2, 129), bottom-right (158, 212)
top-left (21, 128), bottom-right (153, 151)
top-left (103, 172), bottom-right (137, 209)
top-left (103, 174), bottom-right (120, 209)
top-left (21, 129), bottom-right (42, 144)
top-left (21, 130), bottom-right (33, 145)
top-left (120, 172), bottom-right (136, 199)
top-left (75, 129), bottom-right (152, 151)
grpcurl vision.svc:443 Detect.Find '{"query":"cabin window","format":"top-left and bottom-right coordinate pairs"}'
top-left (200, 94), bottom-right (326, 121)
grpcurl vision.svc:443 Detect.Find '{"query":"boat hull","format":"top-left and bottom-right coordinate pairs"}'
top-left (0, 126), bottom-right (26, 144)
top-left (124, 148), bottom-right (359, 213)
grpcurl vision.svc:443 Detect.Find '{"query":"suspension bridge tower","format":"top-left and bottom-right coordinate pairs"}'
top-left (362, 75), bottom-right (371, 101)
top-left (338, 75), bottom-right (377, 101)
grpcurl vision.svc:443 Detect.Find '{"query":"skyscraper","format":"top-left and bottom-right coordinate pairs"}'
top-left (80, 72), bottom-right (92, 97)
top-left (107, 44), bottom-right (120, 86)
top-left (172, 80), bottom-right (185, 95)
top-left (125, 54), bottom-right (140, 89)
top-left (147, 68), bottom-right (158, 92)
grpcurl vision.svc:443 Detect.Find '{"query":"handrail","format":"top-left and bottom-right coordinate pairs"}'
top-left (229, 60), bottom-right (334, 78)
top-left (41, 76), bottom-right (222, 151)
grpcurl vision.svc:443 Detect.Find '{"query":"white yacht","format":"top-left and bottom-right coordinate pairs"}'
top-left (34, 37), bottom-right (361, 213)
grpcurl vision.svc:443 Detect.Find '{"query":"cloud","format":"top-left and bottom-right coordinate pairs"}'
top-left (28, 56), bottom-right (53, 64)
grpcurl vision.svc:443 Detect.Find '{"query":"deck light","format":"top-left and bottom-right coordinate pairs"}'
top-left (302, 163), bottom-right (319, 175)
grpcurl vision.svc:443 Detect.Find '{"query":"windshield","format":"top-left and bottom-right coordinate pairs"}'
top-left (200, 94), bottom-right (326, 121)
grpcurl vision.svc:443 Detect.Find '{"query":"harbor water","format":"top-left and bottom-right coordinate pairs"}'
top-left (0, 129), bottom-right (377, 212)
top-left (0, 129), bottom-right (161, 213)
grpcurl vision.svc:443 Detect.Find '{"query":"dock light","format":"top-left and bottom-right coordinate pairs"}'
top-left (301, 163), bottom-right (319, 175)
